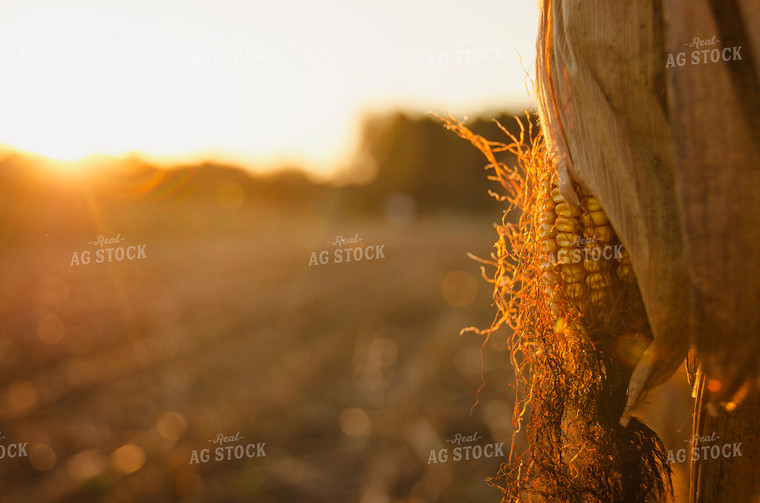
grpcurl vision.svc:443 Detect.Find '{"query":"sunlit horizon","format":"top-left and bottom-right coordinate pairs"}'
top-left (0, 0), bottom-right (538, 177)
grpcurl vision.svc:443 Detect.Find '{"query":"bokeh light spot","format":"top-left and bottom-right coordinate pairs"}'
top-left (29, 444), bottom-right (56, 471)
top-left (367, 337), bottom-right (398, 369)
top-left (339, 407), bottom-right (371, 437)
top-left (5, 380), bottom-right (39, 415)
top-left (156, 411), bottom-right (187, 442)
top-left (111, 444), bottom-right (146, 475)
top-left (67, 449), bottom-right (106, 481)
top-left (707, 379), bottom-right (722, 393)
top-left (37, 314), bottom-right (66, 345)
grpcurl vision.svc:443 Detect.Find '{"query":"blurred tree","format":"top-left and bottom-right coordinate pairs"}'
top-left (344, 111), bottom-right (536, 213)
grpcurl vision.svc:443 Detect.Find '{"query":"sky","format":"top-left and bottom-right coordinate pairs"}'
top-left (0, 0), bottom-right (539, 178)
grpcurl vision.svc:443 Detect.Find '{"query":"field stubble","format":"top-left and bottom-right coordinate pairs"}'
top-left (0, 197), bottom-right (521, 502)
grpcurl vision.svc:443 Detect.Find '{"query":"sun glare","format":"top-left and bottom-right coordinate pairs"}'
top-left (8, 139), bottom-right (92, 164)
top-left (0, 0), bottom-right (536, 177)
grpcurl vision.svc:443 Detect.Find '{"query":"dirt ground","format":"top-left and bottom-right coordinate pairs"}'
top-left (0, 172), bottom-right (692, 502)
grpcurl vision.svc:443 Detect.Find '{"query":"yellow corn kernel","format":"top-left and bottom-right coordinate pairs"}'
top-left (583, 196), bottom-right (603, 212)
top-left (556, 232), bottom-right (578, 248)
top-left (555, 202), bottom-right (580, 218)
top-left (557, 246), bottom-right (579, 264)
top-left (551, 186), bottom-right (565, 204)
top-left (565, 282), bottom-right (585, 300)
top-left (555, 216), bottom-right (578, 233)
top-left (561, 262), bottom-right (586, 283)
top-left (583, 258), bottom-right (604, 272)
top-left (585, 272), bottom-right (609, 289)
top-left (583, 242), bottom-right (604, 260)
top-left (542, 209), bottom-right (557, 224)
top-left (589, 289), bottom-right (607, 305)
top-left (581, 210), bottom-right (609, 227)
top-left (583, 224), bottom-right (614, 243)
top-left (541, 239), bottom-right (559, 254)
top-left (540, 223), bottom-right (556, 240)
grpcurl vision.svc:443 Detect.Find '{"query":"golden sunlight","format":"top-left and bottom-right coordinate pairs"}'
top-left (0, 0), bottom-right (536, 176)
